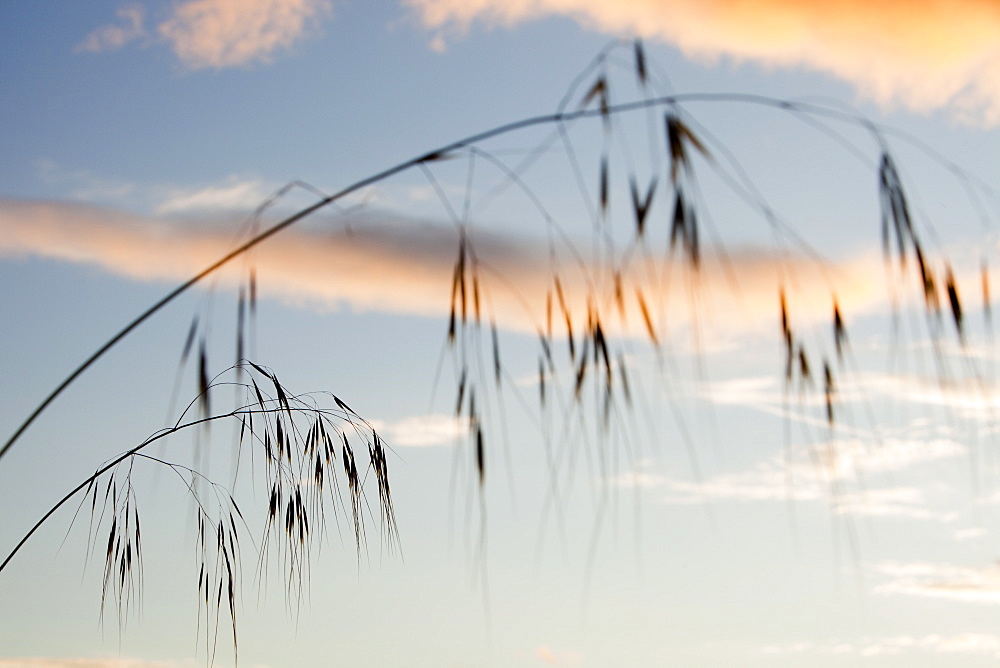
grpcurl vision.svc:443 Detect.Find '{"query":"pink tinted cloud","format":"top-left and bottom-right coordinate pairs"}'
top-left (0, 198), bottom-right (887, 343)
top-left (407, 0), bottom-right (1000, 124)
top-left (80, 0), bottom-right (330, 69)
top-left (157, 0), bottom-right (331, 69)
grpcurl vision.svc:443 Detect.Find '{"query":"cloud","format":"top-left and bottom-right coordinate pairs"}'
top-left (923, 634), bottom-right (1000, 657)
top-left (624, 436), bottom-right (965, 519)
top-left (157, 0), bottom-right (331, 69)
top-left (154, 178), bottom-right (274, 215)
top-left (762, 634), bottom-right (1000, 659)
top-left (700, 370), bottom-right (1000, 430)
top-left (534, 645), bottom-right (584, 666)
top-left (34, 162), bottom-right (282, 216)
top-left (954, 527), bottom-right (987, 541)
top-left (369, 414), bottom-right (469, 447)
top-left (407, 0), bottom-right (1000, 125)
top-left (34, 160), bottom-right (137, 206)
top-left (76, 5), bottom-right (146, 53)
top-left (874, 561), bottom-right (1000, 604)
top-left (80, 0), bottom-right (329, 69)
top-left (0, 198), bottom-right (890, 343)
top-left (854, 371), bottom-right (1000, 420)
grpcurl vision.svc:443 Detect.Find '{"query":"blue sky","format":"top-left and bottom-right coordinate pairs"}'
top-left (4, 1), bottom-right (1000, 666)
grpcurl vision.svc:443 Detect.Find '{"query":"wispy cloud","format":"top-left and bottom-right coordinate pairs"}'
top-left (407, 0), bottom-right (1000, 125)
top-left (76, 4), bottom-right (146, 53)
top-left (854, 371), bottom-right (1000, 421)
top-left (621, 436), bottom-right (964, 520)
top-left (534, 644), bottom-right (584, 666)
top-left (34, 159), bottom-right (137, 205)
top-left (33, 162), bottom-right (284, 219)
top-left (954, 526), bottom-right (987, 541)
top-left (700, 370), bottom-right (1000, 428)
top-left (369, 414), bottom-right (468, 447)
top-left (154, 177), bottom-right (274, 215)
top-left (81, 0), bottom-right (330, 69)
top-left (763, 633), bottom-right (1000, 659)
top-left (874, 560), bottom-right (1000, 604)
top-left (0, 198), bottom-right (488, 321)
top-left (0, 198), bottom-right (889, 342)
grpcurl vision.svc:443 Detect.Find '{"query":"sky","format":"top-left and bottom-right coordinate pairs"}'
top-left (4, 1), bottom-right (1000, 666)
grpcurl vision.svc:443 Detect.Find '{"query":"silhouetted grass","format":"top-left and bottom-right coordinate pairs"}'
top-left (4, 39), bottom-right (1000, 660)
top-left (1, 362), bottom-right (397, 663)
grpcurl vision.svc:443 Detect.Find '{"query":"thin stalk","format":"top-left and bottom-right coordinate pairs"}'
top-left (0, 411), bottom-right (234, 574)
top-left (0, 92), bottom-right (904, 463)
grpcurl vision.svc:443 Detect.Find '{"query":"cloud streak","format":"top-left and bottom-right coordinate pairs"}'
top-left (154, 178), bottom-right (274, 215)
top-left (763, 633), bottom-right (1000, 659)
top-left (369, 414), bottom-right (468, 447)
top-left (701, 371), bottom-right (1000, 428)
top-left (874, 561), bottom-right (1000, 604)
top-left (407, 0), bottom-right (1000, 125)
top-left (0, 198), bottom-right (892, 346)
top-left (620, 436), bottom-right (965, 520)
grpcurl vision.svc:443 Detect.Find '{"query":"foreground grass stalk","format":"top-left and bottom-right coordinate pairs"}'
top-left (3, 361), bottom-right (398, 661)
top-left (0, 87), bottom-right (901, 465)
top-left (0, 412), bottom-right (226, 574)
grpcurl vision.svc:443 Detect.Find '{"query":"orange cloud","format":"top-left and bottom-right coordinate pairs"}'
top-left (156, 0), bottom-right (330, 69)
top-left (0, 198), bottom-right (887, 345)
top-left (407, 0), bottom-right (1000, 124)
